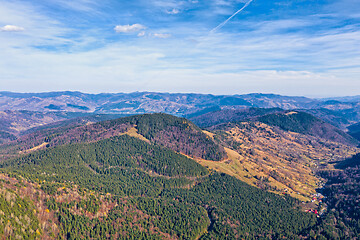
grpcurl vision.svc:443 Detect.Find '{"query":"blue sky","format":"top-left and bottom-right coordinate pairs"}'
top-left (0, 0), bottom-right (359, 97)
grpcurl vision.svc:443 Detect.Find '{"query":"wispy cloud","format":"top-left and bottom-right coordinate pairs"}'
top-left (0, 25), bottom-right (24, 32)
top-left (138, 31), bottom-right (146, 37)
top-left (153, 33), bottom-right (172, 38)
top-left (166, 8), bottom-right (180, 14)
top-left (46, 0), bottom-right (100, 12)
top-left (114, 24), bottom-right (146, 33)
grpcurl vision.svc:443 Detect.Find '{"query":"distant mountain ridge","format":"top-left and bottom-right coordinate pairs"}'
top-left (1, 90), bottom-right (359, 119)
top-left (2, 91), bottom-right (357, 114)
top-left (1, 91), bottom-right (360, 146)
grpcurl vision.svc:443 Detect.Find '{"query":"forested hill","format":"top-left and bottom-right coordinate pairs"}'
top-left (0, 132), bottom-right (317, 239)
top-left (348, 122), bottom-right (360, 141)
top-left (189, 107), bottom-right (282, 127)
top-left (0, 113), bottom-right (226, 161)
top-left (0, 110), bottom-right (126, 144)
top-left (256, 111), bottom-right (358, 146)
top-left (1, 105), bottom-right (360, 238)
top-left (190, 108), bottom-right (357, 146)
top-left (0, 110), bottom-right (80, 144)
top-left (107, 113), bottom-right (227, 161)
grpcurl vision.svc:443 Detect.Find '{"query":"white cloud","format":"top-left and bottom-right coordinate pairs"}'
top-left (153, 33), bottom-right (172, 38)
top-left (166, 8), bottom-right (180, 14)
top-left (0, 25), bottom-right (25, 32)
top-left (0, 1), bottom-right (72, 48)
top-left (114, 24), bottom-right (146, 33)
top-left (137, 31), bottom-right (146, 37)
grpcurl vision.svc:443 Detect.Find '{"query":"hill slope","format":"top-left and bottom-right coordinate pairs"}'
top-left (189, 107), bottom-right (282, 127)
top-left (199, 121), bottom-right (358, 201)
top-left (256, 111), bottom-right (358, 146)
top-left (0, 113), bottom-right (227, 162)
top-left (347, 122), bottom-right (360, 141)
top-left (1, 109), bottom-right (359, 239)
top-left (0, 110), bottom-right (125, 144)
top-left (0, 110), bottom-right (75, 144)
top-left (1, 132), bottom-right (317, 239)
top-left (190, 109), bottom-right (358, 146)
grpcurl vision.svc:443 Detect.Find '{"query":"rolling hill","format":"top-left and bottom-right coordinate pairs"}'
top-left (256, 111), bottom-right (358, 146)
top-left (0, 114), bottom-right (319, 239)
top-left (200, 121), bottom-right (358, 201)
top-left (0, 113), bottom-right (227, 162)
top-left (0, 110), bottom-right (126, 144)
top-left (191, 109), bottom-right (358, 146)
top-left (0, 106), bottom-right (359, 239)
top-left (189, 107), bottom-right (283, 128)
top-left (0, 110), bottom-right (76, 144)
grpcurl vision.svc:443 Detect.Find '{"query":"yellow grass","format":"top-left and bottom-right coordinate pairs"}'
top-left (20, 142), bottom-right (48, 154)
top-left (285, 111), bottom-right (298, 115)
top-left (196, 147), bottom-right (312, 201)
top-left (202, 130), bottom-right (215, 139)
top-left (122, 127), bottom-right (151, 144)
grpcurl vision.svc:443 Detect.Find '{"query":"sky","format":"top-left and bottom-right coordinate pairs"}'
top-left (0, 0), bottom-right (359, 97)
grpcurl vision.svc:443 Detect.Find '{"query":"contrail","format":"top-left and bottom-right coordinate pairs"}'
top-left (210, 0), bottom-right (254, 33)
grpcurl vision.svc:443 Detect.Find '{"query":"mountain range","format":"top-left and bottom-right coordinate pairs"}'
top-left (1, 91), bottom-right (359, 116)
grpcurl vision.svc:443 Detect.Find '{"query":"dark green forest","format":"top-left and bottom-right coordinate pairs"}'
top-left (1, 132), bottom-right (318, 239)
top-left (3, 135), bottom-right (206, 197)
top-left (99, 113), bottom-right (227, 160)
top-left (309, 153), bottom-right (360, 239)
top-left (1, 113), bottom-right (227, 161)
top-left (257, 111), bottom-right (357, 146)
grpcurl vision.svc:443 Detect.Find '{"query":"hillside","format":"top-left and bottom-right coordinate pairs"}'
top-left (0, 110), bottom-right (359, 238)
top-left (347, 122), bottom-right (360, 141)
top-left (0, 110), bottom-right (125, 145)
top-left (1, 112), bottom-right (357, 202)
top-left (190, 109), bottom-right (358, 147)
top-left (113, 113), bottom-right (227, 161)
top-left (312, 153), bottom-right (360, 238)
top-left (198, 121), bottom-right (358, 201)
top-left (0, 131), bottom-right (318, 239)
top-left (304, 108), bottom-right (355, 130)
top-left (0, 111), bottom-right (77, 144)
top-left (0, 113), bottom-right (227, 162)
top-left (256, 111), bottom-right (358, 146)
top-left (189, 107), bottom-right (282, 127)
